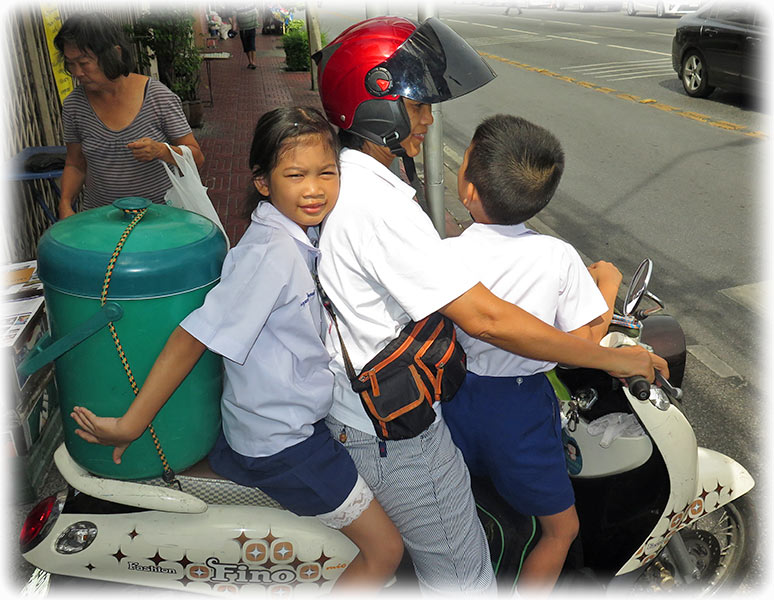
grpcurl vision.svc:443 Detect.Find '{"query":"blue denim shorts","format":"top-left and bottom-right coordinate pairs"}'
top-left (208, 420), bottom-right (359, 517)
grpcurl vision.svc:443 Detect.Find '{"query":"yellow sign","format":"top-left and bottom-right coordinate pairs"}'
top-left (40, 4), bottom-right (74, 104)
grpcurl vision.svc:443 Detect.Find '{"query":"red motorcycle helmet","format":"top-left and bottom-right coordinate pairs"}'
top-left (314, 16), bottom-right (496, 155)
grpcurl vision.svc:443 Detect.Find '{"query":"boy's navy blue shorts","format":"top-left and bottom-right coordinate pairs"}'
top-left (208, 420), bottom-right (359, 517)
top-left (444, 371), bottom-right (574, 517)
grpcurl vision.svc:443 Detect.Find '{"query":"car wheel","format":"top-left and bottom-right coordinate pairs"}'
top-left (681, 50), bottom-right (715, 97)
top-left (626, 1), bottom-right (637, 16)
top-left (656, 2), bottom-right (666, 17)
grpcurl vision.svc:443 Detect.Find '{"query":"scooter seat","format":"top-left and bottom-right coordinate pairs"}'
top-left (143, 457), bottom-right (283, 509)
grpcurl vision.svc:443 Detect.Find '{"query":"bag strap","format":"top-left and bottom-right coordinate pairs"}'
top-left (314, 274), bottom-right (359, 383)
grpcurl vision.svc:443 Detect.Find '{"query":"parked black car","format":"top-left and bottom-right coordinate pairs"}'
top-left (671, 1), bottom-right (768, 97)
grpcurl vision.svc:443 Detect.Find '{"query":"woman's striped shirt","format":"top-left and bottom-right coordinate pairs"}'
top-left (62, 78), bottom-right (192, 210)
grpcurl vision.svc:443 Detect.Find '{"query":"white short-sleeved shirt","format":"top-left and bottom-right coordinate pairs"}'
top-left (181, 202), bottom-right (333, 457)
top-left (444, 222), bottom-right (609, 377)
top-left (318, 149), bottom-right (480, 434)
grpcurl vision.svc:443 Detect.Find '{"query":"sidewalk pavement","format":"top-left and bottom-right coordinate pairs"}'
top-left (195, 32), bottom-right (471, 244)
top-left (196, 33), bottom-right (322, 244)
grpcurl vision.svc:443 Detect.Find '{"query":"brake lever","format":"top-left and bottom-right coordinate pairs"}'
top-left (655, 371), bottom-right (682, 401)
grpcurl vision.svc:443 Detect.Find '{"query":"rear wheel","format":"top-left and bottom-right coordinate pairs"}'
top-left (681, 50), bottom-right (715, 97)
top-left (627, 1), bottom-right (637, 16)
top-left (656, 2), bottom-right (666, 17)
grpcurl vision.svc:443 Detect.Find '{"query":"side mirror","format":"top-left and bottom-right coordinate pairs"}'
top-left (623, 259), bottom-right (653, 317)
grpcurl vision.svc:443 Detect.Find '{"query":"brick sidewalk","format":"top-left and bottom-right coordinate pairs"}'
top-left (195, 33), bottom-right (322, 244)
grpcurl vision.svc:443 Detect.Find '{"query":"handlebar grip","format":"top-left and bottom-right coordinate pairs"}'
top-left (626, 376), bottom-right (651, 401)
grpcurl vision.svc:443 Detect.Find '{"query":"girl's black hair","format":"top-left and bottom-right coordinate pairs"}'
top-left (54, 13), bottom-right (134, 80)
top-left (245, 107), bottom-right (341, 216)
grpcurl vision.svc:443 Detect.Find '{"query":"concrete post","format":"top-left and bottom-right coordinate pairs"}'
top-left (305, 1), bottom-right (323, 90)
top-left (418, 2), bottom-right (446, 237)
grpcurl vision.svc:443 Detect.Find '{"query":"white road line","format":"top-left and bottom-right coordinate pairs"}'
top-left (445, 19), bottom-right (469, 24)
top-left (574, 62), bottom-right (670, 74)
top-left (607, 44), bottom-right (672, 56)
top-left (471, 22), bottom-right (499, 28)
top-left (565, 58), bottom-right (669, 69)
top-left (647, 31), bottom-right (675, 37)
top-left (608, 71), bottom-right (676, 80)
top-left (687, 345), bottom-right (742, 379)
top-left (591, 25), bottom-right (635, 32)
top-left (503, 27), bottom-right (540, 35)
top-left (547, 35), bottom-right (598, 45)
top-left (543, 19), bottom-right (584, 26)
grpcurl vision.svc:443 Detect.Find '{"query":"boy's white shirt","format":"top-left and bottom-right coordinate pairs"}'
top-left (444, 222), bottom-right (609, 378)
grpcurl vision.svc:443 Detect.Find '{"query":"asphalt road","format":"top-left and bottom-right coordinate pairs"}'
top-left (319, 1), bottom-right (768, 592)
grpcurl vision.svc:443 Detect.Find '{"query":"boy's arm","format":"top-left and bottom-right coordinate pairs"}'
top-left (440, 283), bottom-right (667, 379)
top-left (584, 260), bottom-right (623, 343)
top-left (71, 326), bottom-right (207, 464)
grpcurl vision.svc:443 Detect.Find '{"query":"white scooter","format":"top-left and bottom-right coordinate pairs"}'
top-left (19, 260), bottom-right (754, 596)
top-left (472, 258), bottom-right (755, 595)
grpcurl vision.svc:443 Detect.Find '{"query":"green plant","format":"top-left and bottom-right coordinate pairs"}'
top-left (281, 21), bottom-right (327, 72)
top-left (125, 8), bottom-right (202, 101)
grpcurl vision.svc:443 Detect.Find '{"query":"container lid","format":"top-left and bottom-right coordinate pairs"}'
top-left (38, 199), bottom-right (228, 299)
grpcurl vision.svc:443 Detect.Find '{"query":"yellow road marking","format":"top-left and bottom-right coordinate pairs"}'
top-left (479, 51), bottom-right (766, 139)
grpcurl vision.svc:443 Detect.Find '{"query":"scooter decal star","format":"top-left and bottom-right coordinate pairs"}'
top-left (149, 550), bottom-right (166, 566)
top-left (111, 548), bottom-right (127, 563)
top-left (233, 529), bottom-right (251, 548)
top-left (699, 488), bottom-right (711, 501)
top-left (176, 554), bottom-right (193, 569)
top-left (714, 483), bottom-right (724, 495)
top-left (128, 528), bottom-right (140, 540)
top-left (85, 563), bottom-right (96, 571)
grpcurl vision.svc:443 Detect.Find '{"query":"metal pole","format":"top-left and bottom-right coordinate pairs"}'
top-left (305, 1), bottom-right (322, 90)
top-left (418, 2), bottom-right (446, 237)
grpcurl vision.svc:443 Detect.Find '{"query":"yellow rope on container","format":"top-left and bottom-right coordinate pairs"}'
top-left (100, 207), bottom-right (180, 488)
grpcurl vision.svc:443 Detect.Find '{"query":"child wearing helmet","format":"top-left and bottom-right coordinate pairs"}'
top-left (314, 16), bottom-right (666, 594)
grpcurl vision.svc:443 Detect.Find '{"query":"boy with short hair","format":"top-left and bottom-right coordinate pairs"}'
top-left (443, 114), bottom-right (623, 594)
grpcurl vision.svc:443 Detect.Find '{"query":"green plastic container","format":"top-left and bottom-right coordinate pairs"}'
top-left (26, 198), bottom-right (227, 480)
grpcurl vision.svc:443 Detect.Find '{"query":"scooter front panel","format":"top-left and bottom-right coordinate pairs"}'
top-left (616, 395), bottom-right (699, 574)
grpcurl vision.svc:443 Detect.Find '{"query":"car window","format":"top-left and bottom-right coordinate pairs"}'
top-left (711, 2), bottom-right (755, 26)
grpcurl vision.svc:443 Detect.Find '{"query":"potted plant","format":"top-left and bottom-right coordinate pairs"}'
top-left (281, 20), bottom-right (326, 72)
top-left (126, 8), bottom-right (204, 127)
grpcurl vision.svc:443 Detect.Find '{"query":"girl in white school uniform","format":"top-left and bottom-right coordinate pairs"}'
top-left (70, 106), bottom-right (403, 590)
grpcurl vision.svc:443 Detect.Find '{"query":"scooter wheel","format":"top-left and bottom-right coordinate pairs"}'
top-left (635, 497), bottom-right (752, 595)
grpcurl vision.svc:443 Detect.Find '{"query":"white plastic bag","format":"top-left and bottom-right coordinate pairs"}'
top-left (162, 144), bottom-right (229, 244)
top-left (586, 413), bottom-right (645, 448)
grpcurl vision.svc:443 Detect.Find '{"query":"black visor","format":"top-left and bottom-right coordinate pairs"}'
top-left (382, 17), bottom-right (496, 104)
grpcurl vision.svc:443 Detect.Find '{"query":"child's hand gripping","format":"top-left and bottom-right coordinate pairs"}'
top-left (71, 406), bottom-right (139, 465)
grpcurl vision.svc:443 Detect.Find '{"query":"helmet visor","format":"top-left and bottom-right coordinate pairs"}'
top-left (383, 17), bottom-right (496, 103)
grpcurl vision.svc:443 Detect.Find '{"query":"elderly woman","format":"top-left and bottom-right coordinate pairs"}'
top-left (54, 13), bottom-right (204, 219)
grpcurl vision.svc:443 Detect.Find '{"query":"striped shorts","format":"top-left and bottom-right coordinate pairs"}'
top-left (325, 414), bottom-right (495, 594)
